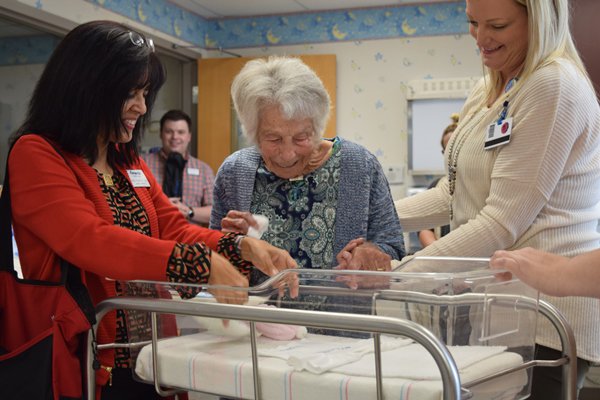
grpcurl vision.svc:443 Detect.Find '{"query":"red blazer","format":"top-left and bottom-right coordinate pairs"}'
top-left (9, 135), bottom-right (224, 386)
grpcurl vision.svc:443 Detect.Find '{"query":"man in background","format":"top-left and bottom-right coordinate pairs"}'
top-left (143, 109), bottom-right (214, 225)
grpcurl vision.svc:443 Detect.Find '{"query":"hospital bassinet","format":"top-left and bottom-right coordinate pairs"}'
top-left (85, 256), bottom-right (577, 400)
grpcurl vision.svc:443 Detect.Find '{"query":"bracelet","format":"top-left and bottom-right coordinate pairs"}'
top-left (187, 205), bottom-right (194, 220)
top-left (234, 234), bottom-right (246, 255)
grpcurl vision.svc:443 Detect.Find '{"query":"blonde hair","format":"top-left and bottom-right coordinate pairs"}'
top-left (482, 0), bottom-right (592, 105)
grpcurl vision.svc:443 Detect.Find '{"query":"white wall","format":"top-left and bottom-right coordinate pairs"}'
top-left (206, 34), bottom-right (482, 199)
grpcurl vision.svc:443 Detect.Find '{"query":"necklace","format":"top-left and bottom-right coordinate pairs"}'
top-left (90, 159), bottom-right (115, 188)
top-left (93, 167), bottom-right (115, 187)
top-left (101, 173), bottom-right (115, 187)
top-left (446, 107), bottom-right (490, 220)
top-left (446, 79), bottom-right (519, 220)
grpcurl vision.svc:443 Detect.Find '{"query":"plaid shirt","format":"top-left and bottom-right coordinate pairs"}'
top-left (142, 150), bottom-right (215, 207)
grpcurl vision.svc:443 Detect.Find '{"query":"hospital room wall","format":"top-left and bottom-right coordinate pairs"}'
top-left (3, 1), bottom-right (599, 201)
top-left (0, 0), bottom-right (483, 200)
top-left (0, 36), bottom-right (482, 200)
top-left (202, 36), bottom-right (482, 200)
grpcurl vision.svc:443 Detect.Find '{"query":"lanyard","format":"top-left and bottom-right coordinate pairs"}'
top-left (497, 77), bottom-right (518, 124)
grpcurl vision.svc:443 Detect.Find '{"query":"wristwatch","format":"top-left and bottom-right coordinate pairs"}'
top-left (187, 206), bottom-right (194, 220)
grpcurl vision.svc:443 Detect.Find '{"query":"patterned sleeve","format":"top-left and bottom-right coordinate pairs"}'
top-left (166, 242), bottom-right (211, 299)
top-left (166, 234), bottom-right (252, 299)
top-left (216, 232), bottom-right (253, 278)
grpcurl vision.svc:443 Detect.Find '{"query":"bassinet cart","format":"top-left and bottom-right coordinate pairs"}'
top-left (85, 257), bottom-right (577, 400)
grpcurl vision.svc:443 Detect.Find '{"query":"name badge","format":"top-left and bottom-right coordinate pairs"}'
top-left (126, 169), bottom-right (151, 187)
top-left (187, 167), bottom-right (200, 176)
top-left (484, 117), bottom-right (512, 150)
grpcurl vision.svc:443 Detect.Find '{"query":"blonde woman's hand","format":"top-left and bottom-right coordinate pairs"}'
top-left (239, 236), bottom-right (299, 298)
top-left (207, 252), bottom-right (249, 304)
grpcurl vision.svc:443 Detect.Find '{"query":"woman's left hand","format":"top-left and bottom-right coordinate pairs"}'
top-left (239, 236), bottom-right (299, 297)
top-left (335, 240), bottom-right (392, 289)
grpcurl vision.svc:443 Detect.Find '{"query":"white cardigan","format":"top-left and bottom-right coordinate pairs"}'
top-left (395, 59), bottom-right (600, 362)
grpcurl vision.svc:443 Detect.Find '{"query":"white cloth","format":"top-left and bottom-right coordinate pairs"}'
top-left (247, 214), bottom-right (269, 239)
top-left (135, 332), bottom-right (526, 400)
top-left (331, 343), bottom-right (506, 379)
top-left (258, 335), bottom-right (412, 374)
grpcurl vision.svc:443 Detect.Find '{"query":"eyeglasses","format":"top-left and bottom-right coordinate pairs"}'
top-left (128, 31), bottom-right (155, 53)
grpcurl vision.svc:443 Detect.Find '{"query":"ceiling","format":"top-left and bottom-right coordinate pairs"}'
top-left (168, 0), bottom-right (450, 18)
top-left (0, 0), bottom-right (449, 39)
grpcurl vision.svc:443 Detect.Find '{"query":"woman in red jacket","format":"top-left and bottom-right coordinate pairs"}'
top-left (8, 20), bottom-right (297, 399)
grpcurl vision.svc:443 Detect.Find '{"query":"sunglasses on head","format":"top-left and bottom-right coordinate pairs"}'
top-left (128, 31), bottom-right (155, 53)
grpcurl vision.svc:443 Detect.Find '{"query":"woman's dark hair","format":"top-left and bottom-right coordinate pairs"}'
top-left (13, 20), bottom-right (166, 167)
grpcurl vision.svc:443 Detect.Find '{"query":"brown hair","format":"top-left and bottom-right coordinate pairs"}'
top-left (441, 113), bottom-right (459, 148)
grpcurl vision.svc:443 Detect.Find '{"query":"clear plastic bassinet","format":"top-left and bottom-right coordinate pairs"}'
top-left (87, 257), bottom-right (577, 400)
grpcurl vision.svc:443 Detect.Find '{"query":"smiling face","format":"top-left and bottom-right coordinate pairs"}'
top-left (257, 105), bottom-right (317, 180)
top-left (466, 0), bottom-right (528, 82)
top-left (161, 119), bottom-right (192, 155)
top-left (117, 87), bottom-right (147, 143)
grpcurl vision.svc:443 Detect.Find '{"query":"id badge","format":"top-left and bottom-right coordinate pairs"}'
top-left (484, 117), bottom-right (512, 150)
top-left (126, 169), bottom-right (151, 187)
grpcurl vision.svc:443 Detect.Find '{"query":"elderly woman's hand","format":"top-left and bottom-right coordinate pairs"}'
top-left (239, 236), bottom-right (299, 298)
top-left (221, 210), bottom-right (258, 234)
top-left (335, 237), bottom-right (366, 267)
top-left (207, 252), bottom-right (249, 304)
top-left (335, 240), bottom-right (392, 289)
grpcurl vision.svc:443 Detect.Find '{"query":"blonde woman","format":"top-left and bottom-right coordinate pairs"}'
top-left (394, 1), bottom-right (600, 398)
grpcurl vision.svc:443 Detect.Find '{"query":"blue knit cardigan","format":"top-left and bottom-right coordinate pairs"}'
top-left (209, 138), bottom-right (405, 266)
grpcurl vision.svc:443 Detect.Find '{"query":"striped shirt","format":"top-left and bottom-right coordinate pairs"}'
top-left (142, 150), bottom-right (215, 207)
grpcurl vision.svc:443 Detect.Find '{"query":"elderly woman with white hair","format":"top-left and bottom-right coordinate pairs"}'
top-left (210, 56), bottom-right (404, 288)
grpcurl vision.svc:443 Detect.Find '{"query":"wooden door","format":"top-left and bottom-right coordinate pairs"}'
top-left (197, 55), bottom-right (337, 173)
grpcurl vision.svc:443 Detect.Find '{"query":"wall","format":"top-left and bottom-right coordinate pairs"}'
top-left (142, 54), bottom-right (186, 152)
top-left (0, 0), bottom-right (482, 198)
top-left (0, 63), bottom-right (45, 180)
top-left (206, 34), bottom-right (482, 198)
top-left (571, 0), bottom-right (600, 98)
